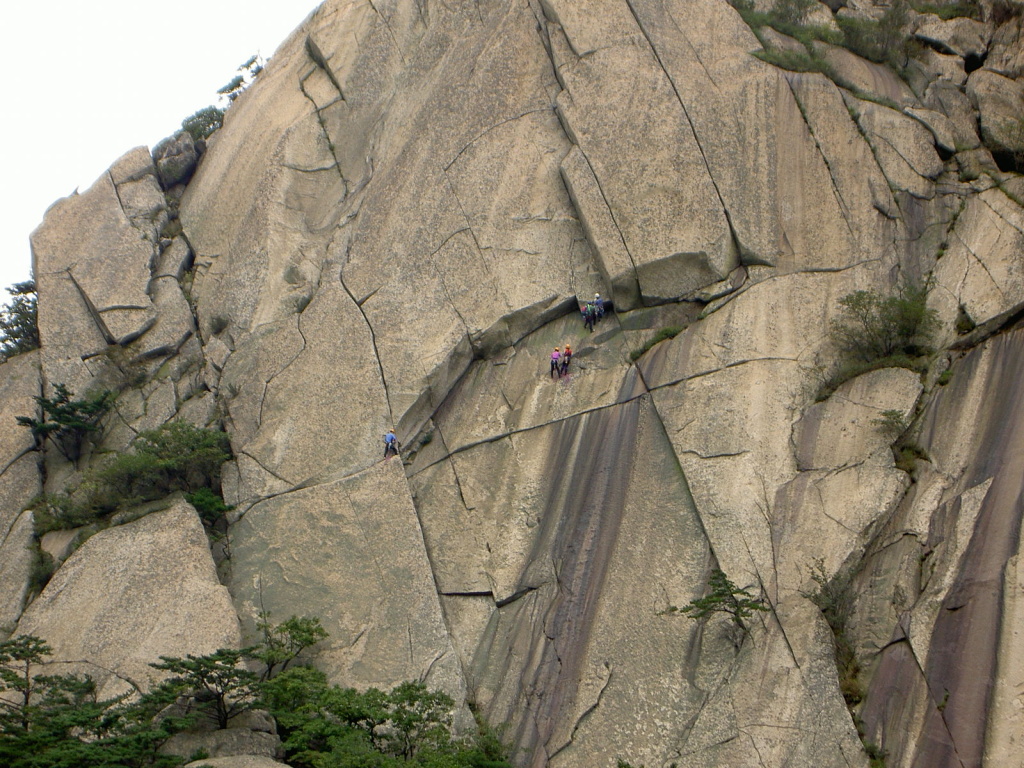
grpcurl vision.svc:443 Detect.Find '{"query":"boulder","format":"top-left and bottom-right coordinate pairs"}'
top-left (0, 511), bottom-right (35, 636)
top-left (906, 107), bottom-right (959, 155)
top-left (31, 151), bottom-right (159, 373)
top-left (966, 69), bottom-right (1024, 166)
top-left (987, 14), bottom-right (1024, 78)
top-left (153, 132), bottom-right (200, 188)
top-left (847, 96), bottom-right (943, 198)
top-left (924, 79), bottom-right (982, 150)
top-left (793, 367), bottom-right (923, 472)
top-left (184, 758), bottom-right (289, 768)
top-left (913, 46), bottom-right (968, 86)
top-left (162, 728), bottom-right (280, 762)
top-left (15, 499), bottom-right (240, 699)
top-left (914, 14), bottom-right (992, 59)
top-left (931, 187), bottom-right (1024, 341)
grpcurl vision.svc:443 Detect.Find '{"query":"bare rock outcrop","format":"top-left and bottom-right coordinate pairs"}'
top-left (13, 0), bottom-right (1024, 766)
top-left (15, 499), bottom-right (240, 699)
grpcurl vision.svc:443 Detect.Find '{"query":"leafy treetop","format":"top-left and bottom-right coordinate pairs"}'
top-left (0, 280), bottom-right (39, 362)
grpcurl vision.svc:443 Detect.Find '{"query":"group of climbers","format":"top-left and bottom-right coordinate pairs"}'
top-left (582, 293), bottom-right (605, 332)
top-left (550, 292), bottom-right (607, 380)
top-left (382, 291), bottom-right (610, 461)
top-left (550, 344), bottom-right (573, 378)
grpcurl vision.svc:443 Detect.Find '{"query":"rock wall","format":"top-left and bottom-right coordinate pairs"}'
top-left (6, 0), bottom-right (1024, 766)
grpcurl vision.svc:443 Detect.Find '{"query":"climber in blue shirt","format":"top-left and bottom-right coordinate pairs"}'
top-left (383, 429), bottom-right (399, 459)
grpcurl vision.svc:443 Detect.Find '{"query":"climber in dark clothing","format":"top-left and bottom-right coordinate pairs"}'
top-left (582, 303), bottom-right (596, 332)
top-left (383, 429), bottom-right (399, 458)
top-left (560, 344), bottom-right (572, 376)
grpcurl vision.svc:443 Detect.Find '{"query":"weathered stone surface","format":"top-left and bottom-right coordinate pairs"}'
top-left (931, 187), bottom-right (1024, 340)
top-left (988, 14), bottom-right (1024, 78)
top-left (906, 107), bottom-right (959, 155)
top-left (0, 352), bottom-right (41, 539)
top-left (117, 176), bottom-right (168, 240)
top-left (184, 758), bottom-right (289, 768)
top-left (155, 236), bottom-right (193, 280)
top-left (153, 131), bottom-right (200, 188)
top-left (22, 1), bottom-right (1024, 767)
top-left (925, 79), bottom-right (982, 150)
top-left (818, 43), bottom-right (921, 106)
top-left (956, 145), bottom-right (1000, 180)
top-left (794, 367), bottom-right (923, 471)
top-left (914, 14), bottom-right (992, 59)
top-left (15, 499), bottom-right (240, 698)
top-left (228, 461), bottom-right (467, 703)
top-left (220, 277), bottom-right (389, 498)
top-left (0, 511), bottom-right (35, 637)
top-left (786, 71), bottom-right (903, 244)
top-left (967, 68), bottom-right (1024, 162)
top-left (31, 153), bottom-right (159, 376)
top-left (549, 3), bottom-right (738, 291)
top-left (859, 328), bottom-right (1024, 767)
top-left (162, 728), bottom-right (280, 761)
top-left (132, 275), bottom-right (195, 359)
top-left (914, 46), bottom-right (968, 86)
top-left (849, 96), bottom-right (944, 198)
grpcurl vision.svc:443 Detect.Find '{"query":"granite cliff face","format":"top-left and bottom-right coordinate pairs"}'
top-left (6, 0), bottom-right (1024, 766)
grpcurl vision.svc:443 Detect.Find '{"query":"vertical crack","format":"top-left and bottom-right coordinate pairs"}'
top-left (299, 72), bottom-right (349, 191)
top-left (338, 262), bottom-right (395, 426)
top-left (783, 74), bottom-right (859, 243)
top-left (621, 0), bottom-right (744, 258)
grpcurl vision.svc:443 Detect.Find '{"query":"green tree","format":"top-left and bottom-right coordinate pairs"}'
top-left (100, 421), bottom-right (231, 498)
top-left (664, 568), bottom-right (769, 635)
top-left (181, 106), bottom-right (224, 142)
top-left (253, 613), bottom-right (329, 680)
top-left (0, 280), bottom-right (39, 361)
top-left (0, 635), bottom-right (185, 768)
top-left (261, 669), bottom-right (511, 768)
top-left (149, 648), bottom-right (260, 730)
top-left (830, 283), bottom-right (937, 363)
top-left (16, 383), bottom-right (113, 463)
top-left (218, 54), bottom-right (264, 103)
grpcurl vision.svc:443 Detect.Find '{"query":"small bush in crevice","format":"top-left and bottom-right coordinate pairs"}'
top-left (630, 325), bottom-right (684, 362)
top-left (817, 283), bottom-right (938, 400)
top-left (836, 0), bottom-right (911, 67)
top-left (753, 46), bottom-right (830, 73)
top-left (26, 546), bottom-right (56, 597)
top-left (895, 442), bottom-right (930, 474)
top-left (32, 422), bottom-right (232, 534)
top-left (873, 409), bottom-right (908, 440)
top-left (185, 487), bottom-right (233, 527)
top-left (804, 560), bottom-right (862, 706)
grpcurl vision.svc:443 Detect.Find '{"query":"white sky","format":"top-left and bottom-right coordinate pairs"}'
top-left (0, 1), bottom-right (323, 296)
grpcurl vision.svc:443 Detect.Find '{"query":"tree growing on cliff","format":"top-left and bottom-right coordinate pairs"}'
top-left (818, 282), bottom-right (938, 399)
top-left (0, 635), bottom-right (186, 768)
top-left (17, 383), bottom-right (113, 463)
top-left (662, 568), bottom-right (769, 638)
top-left (0, 280), bottom-right (39, 362)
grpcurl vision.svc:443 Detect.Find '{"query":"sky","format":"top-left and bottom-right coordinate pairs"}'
top-left (0, 1), bottom-right (324, 296)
